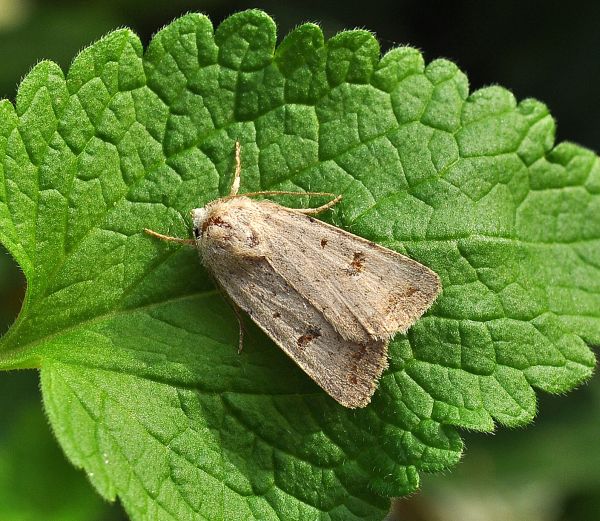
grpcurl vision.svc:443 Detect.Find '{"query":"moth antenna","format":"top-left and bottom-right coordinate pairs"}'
top-left (224, 190), bottom-right (337, 200)
top-left (295, 194), bottom-right (343, 215)
top-left (144, 228), bottom-right (195, 246)
top-left (229, 141), bottom-right (242, 196)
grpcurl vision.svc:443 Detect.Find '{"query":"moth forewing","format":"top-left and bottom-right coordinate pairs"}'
top-left (191, 196), bottom-right (441, 408)
top-left (209, 253), bottom-right (388, 408)
top-left (254, 201), bottom-right (441, 342)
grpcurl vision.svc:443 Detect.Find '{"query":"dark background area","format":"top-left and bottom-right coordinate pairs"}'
top-left (0, 1), bottom-right (598, 520)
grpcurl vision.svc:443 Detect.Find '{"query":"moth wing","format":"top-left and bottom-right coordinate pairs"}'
top-left (256, 201), bottom-right (441, 343)
top-left (211, 256), bottom-right (387, 408)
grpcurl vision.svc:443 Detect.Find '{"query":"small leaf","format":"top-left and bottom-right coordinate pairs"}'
top-left (0, 10), bottom-right (597, 521)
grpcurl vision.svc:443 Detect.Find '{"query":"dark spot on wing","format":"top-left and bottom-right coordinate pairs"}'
top-left (272, 311), bottom-right (281, 318)
top-left (385, 287), bottom-right (419, 314)
top-left (308, 216), bottom-right (316, 223)
top-left (351, 343), bottom-right (368, 361)
top-left (346, 252), bottom-right (366, 276)
top-left (297, 328), bottom-right (321, 348)
top-left (320, 238), bottom-right (328, 248)
top-left (193, 227), bottom-right (201, 239)
top-left (348, 344), bottom-right (368, 385)
top-left (247, 231), bottom-right (260, 247)
top-left (352, 252), bottom-right (366, 270)
top-left (204, 215), bottom-right (232, 232)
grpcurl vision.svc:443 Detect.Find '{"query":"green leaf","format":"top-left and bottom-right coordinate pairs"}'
top-left (416, 376), bottom-right (600, 520)
top-left (0, 9), bottom-right (597, 520)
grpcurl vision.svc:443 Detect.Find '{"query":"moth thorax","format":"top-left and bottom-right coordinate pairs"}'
top-left (192, 200), bottom-right (262, 257)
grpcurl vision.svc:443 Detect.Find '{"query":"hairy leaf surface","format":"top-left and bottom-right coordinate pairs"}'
top-left (0, 10), bottom-right (597, 520)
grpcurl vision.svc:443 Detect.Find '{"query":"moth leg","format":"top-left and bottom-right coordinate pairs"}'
top-left (295, 194), bottom-right (343, 215)
top-left (231, 300), bottom-right (246, 353)
top-left (229, 141), bottom-right (242, 197)
top-left (211, 272), bottom-right (247, 352)
top-left (223, 290), bottom-right (246, 353)
top-left (144, 228), bottom-right (195, 245)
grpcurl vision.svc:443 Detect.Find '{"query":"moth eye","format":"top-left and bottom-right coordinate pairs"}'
top-left (193, 227), bottom-right (201, 239)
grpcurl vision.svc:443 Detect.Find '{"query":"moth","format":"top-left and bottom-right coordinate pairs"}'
top-left (145, 143), bottom-right (441, 408)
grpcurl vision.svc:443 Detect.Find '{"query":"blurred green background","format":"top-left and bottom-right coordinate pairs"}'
top-left (0, 1), bottom-right (598, 520)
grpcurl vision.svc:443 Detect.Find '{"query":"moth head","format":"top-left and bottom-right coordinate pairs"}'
top-left (191, 207), bottom-right (209, 240)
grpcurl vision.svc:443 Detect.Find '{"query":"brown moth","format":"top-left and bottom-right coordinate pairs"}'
top-left (145, 143), bottom-right (441, 408)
